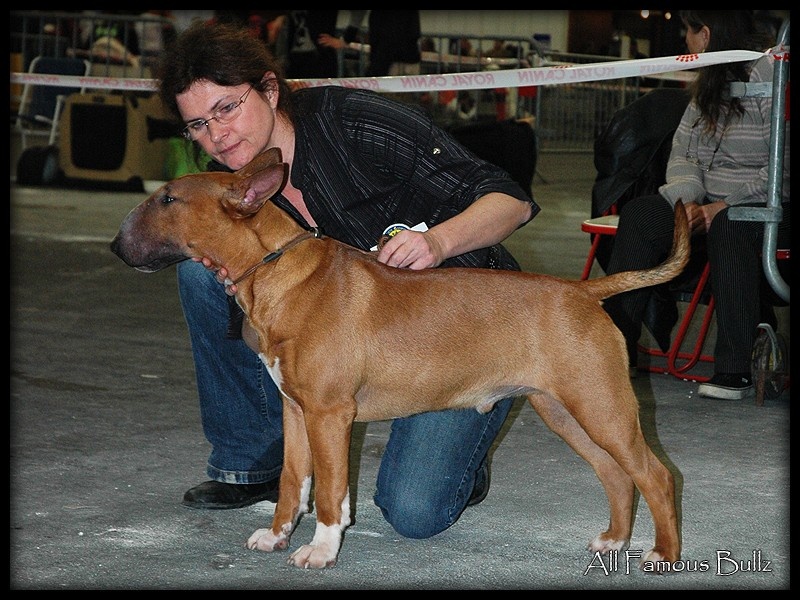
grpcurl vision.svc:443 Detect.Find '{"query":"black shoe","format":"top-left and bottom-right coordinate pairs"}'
top-left (182, 479), bottom-right (280, 510)
top-left (697, 373), bottom-right (754, 400)
top-left (644, 292), bottom-right (679, 353)
top-left (467, 460), bottom-right (491, 507)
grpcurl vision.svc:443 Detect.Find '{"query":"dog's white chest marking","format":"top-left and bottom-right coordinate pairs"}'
top-left (261, 354), bottom-right (293, 401)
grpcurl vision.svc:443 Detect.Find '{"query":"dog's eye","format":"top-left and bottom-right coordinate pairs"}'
top-left (161, 195), bottom-right (176, 205)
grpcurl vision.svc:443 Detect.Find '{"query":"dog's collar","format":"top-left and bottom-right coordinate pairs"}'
top-left (232, 228), bottom-right (322, 285)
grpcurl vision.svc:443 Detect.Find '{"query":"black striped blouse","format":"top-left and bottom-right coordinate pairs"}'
top-left (276, 86), bottom-right (540, 270)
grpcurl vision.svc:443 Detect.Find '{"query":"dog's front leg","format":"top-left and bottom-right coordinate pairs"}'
top-left (247, 398), bottom-right (312, 554)
top-left (286, 405), bottom-right (356, 569)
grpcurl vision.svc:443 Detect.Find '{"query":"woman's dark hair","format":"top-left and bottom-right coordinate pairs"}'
top-left (155, 21), bottom-right (294, 124)
top-left (680, 10), bottom-right (774, 133)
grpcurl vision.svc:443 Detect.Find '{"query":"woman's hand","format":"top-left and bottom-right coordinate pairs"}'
top-left (682, 200), bottom-right (727, 235)
top-left (193, 257), bottom-right (238, 296)
top-left (377, 230), bottom-right (445, 269)
top-left (317, 33), bottom-right (345, 50)
top-left (683, 201), bottom-right (706, 235)
top-left (700, 201), bottom-right (727, 232)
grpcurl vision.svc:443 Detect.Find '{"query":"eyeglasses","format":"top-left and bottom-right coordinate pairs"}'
top-left (685, 117), bottom-right (725, 172)
top-left (181, 85), bottom-right (253, 141)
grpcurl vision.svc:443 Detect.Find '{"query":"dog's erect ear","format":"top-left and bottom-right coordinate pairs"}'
top-left (228, 148), bottom-right (289, 216)
top-left (238, 147), bottom-right (283, 178)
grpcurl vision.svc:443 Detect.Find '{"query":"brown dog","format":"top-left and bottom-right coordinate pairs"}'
top-left (111, 148), bottom-right (687, 571)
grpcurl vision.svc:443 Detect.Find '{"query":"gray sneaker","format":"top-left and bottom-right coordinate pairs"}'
top-left (698, 373), bottom-right (754, 400)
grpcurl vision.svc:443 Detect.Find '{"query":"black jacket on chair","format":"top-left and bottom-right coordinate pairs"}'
top-left (591, 87), bottom-right (690, 271)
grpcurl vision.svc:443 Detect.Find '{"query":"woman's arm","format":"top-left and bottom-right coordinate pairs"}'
top-left (660, 105), bottom-right (707, 208)
top-left (338, 92), bottom-right (536, 268)
top-left (379, 192), bottom-right (532, 269)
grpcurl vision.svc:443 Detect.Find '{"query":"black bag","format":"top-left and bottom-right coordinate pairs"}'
top-left (448, 118), bottom-right (537, 192)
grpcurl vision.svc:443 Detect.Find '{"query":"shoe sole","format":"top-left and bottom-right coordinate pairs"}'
top-left (181, 493), bottom-right (278, 510)
top-left (467, 463), bottom-right (490, 507)
top-left (697, 384), bottom-right (754, 400)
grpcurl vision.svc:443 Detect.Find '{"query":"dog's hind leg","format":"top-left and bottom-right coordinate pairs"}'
top-left (528, 393), bottom-right (636, 554)
top-left (581, 414), bottom-right (680, 569)
top-left (535, 390), bottom-right (681, 570)
top-left (247, 398), bottom-right (312, 555)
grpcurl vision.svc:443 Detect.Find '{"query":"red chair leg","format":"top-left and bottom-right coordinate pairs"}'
top-left (581, 233), bottom-right (603, 280)
top-left (640, 262), bottom-right (715, 382)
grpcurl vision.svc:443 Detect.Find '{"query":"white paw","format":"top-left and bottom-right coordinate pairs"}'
top-left (588, 535), bottom-right (628, 554)
top-left (639, 549), bottom-right (673, 574)
top-left (287, 543), bottom-right (339, 569)
top-left (246, 527), bottom-right (288, 552)
top-left (286, 522), bottom-right (344, 569)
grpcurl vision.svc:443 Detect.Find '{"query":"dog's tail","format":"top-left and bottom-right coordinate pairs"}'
top-left (581, 199), bottom-right (690, 301)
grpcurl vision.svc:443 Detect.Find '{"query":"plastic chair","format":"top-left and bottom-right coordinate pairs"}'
top-left (13, 55), bottom-right (91, 150)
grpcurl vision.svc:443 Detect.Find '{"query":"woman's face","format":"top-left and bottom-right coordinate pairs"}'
top-left (684, 22), bottom-right (709, 54)
top-left (176, 76), bottom-right (278, 171)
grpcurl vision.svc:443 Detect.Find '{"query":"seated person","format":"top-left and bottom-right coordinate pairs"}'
top-left (602, 11), bottom-right (790, 400)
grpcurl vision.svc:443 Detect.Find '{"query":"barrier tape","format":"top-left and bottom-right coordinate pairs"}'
top-left (9, 49), bottom-right (769, 94)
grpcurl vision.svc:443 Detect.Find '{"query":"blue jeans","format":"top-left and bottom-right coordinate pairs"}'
top-left (177, 259), bottom-right (514, 538)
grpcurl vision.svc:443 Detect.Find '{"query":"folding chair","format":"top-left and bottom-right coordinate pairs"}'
top-left (13, 55), bottom-right (91, 150)
top-left (582, 216), bottom-right (790, 387)
top-left (581, 214), bottom-right (712, 381)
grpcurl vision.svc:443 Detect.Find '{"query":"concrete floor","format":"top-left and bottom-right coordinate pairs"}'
top-left (10, 149), bottom-right (790, 590)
